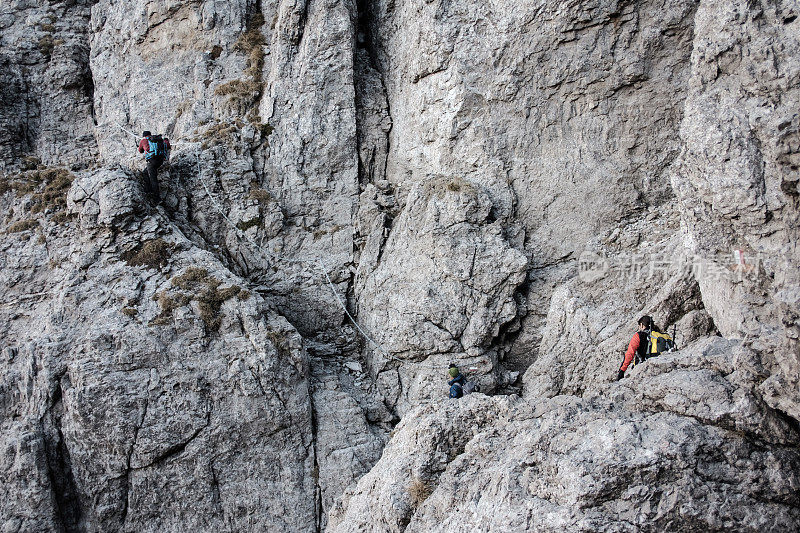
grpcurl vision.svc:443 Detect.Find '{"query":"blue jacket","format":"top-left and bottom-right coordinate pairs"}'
top-left (449, 374), bottom-right (465, 398)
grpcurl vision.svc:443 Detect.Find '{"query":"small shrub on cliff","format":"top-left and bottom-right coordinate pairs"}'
top-left (260, 122), bottom-right (274, 138)
top-left (214, 79), bottom-right (260, 98)
top-left (197, 283), bottom-right (241, 331)
top-left (122, 239), bottom-right (174, 270)
top-left (51, 212), bottom-right (72, 225)
top-left (214, 80), bottom-right (260, 115)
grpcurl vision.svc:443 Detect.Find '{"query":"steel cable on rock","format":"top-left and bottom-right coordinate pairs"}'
top-left (113, 122), bottom-right (442, 369)
top-left (0, 123), bottom-right (443, 370)
top-left (174, 143), bottom-right (441, 369)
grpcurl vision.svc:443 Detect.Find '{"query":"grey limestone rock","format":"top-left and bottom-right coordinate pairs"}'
top-left (330, 338), bottom-right (800, 532)
top-left (0, 0), bottom-right (97, 173)
top-left (357, 178), bottom-right (527, 413)
top-left (670, 0), bottom-right (800, 420)
top-left (1, 170), bottom-right (318, 532)
top-left (1, 0), bottom-right (800, 530)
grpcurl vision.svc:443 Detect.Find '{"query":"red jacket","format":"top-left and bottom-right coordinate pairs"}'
top-left (138, 137), bottom-right (171, 157)
top-left (620, 332), bottom-right (642, 372)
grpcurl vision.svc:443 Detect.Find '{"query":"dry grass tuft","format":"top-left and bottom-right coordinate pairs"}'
top-left (200, 121), bottom-right (240, 149)
top-left (234, 12), bottom-right (266, 56)
top-left (236, 217), bottom-right (262, 232)
top-left (216, 11), bottom-right (266, 113)
top-left (407, 477), bottom-right (433, 508)
top-left (6, 166), bottom-right (75, 224)
top-left (151, 268), bottom-right (243, 332)
top-left (150, 291), bottom-right (191, 326)
top-left (38, 35), bottom-right (55, 57)
top-left (424, 176), bottom-right (477, 198)
top-left (249, 187), bottom-right (272, 205)
top-left (21, 156), bottom-right (41, 171)
top-left (7, 220), bottom-right (38, 234)
top-left (266, 329), bottom-right (292, 358)
top-left (122, 239), bottom-right (174, 270)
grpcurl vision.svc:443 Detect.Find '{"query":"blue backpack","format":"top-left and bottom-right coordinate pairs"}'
top-left (146, 135), bottom-right (166, 160)
top-left (449, 378), bottom-right (479, 398)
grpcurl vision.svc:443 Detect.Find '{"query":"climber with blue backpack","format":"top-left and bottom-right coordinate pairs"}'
top-left (448, 364), bottom-right (480, 398)
top-left (137, 130), bottom-right (170, 202)
top-left (616, 315), bottom-right (676, 380)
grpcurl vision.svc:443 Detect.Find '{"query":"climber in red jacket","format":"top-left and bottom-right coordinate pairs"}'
top-left (617, 315), bottom-right (658, 380)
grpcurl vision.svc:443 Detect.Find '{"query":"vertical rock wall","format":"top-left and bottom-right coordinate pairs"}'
top-left (0, 0), bottom-right (799, 531)
top-left (0, 0), bottom-right (97, 173)
top-left (671, 0), bottom-right (800, 419)
top-left (359, 0), bottom-right (701, 374)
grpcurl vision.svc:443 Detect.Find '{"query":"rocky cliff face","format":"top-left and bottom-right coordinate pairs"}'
top-left (1, 0), bottom-right (798, 531)
top-left (330, 339), bottom-right (800, 532)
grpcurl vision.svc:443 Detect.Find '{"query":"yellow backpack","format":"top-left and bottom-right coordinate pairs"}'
top-left (633, 330), bottom-right (676, 366)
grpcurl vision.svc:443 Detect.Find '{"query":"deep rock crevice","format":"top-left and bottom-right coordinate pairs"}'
top-left (42, 380), bottom-right (82, 533)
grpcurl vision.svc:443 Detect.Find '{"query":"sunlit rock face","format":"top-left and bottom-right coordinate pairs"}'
top-left (1, 0), bottom-right (798, 531)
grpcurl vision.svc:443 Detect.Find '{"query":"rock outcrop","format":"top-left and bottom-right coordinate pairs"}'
top-left (357, 178), bottom-right (527, 413)
top-left (330, 339), bottom-right (800, 532)
top-left (1, 0), bottom-right (798, 531)
top-left (670, 0), bottom-right (800, 420)
top-left (1, 170), bottom-right (318, 532)
top-left (0, 0), bottom-right (97, 172)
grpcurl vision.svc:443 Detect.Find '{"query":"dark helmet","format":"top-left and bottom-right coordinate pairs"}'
top-left (142, 130), bottom-right (152, 137)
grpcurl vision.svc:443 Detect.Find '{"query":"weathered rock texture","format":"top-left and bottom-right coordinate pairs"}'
top-left (0, 0), bottom-right (798, 531)
top-left (330, 339), bottom-right (800, 532)
top-left (670, 0), bottom-right (800, 420)
top-left (1, 170), bottom-right (318, 532)
top-left (357, 178), bottom-right (527, 413)
top-left (0, 0), bottom-right (97, 172)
